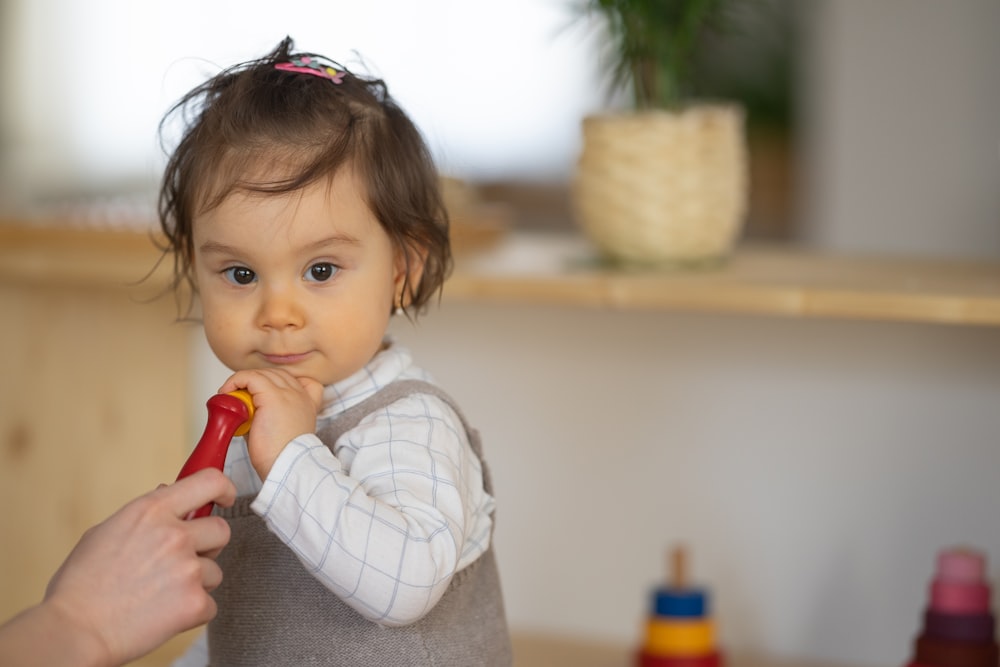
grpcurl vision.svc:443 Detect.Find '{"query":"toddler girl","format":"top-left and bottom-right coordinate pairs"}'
top-left (159, 37), bottom-right (511, 666)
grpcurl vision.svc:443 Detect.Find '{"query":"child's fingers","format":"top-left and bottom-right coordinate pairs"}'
top-left (218, 368), bottom-right (303, 395)
top-left (217, 369), bottom-right (266, 394)
top-left (297, 376), bottom-right (325, 409)
top-left (218, 368), bottom-right (277, 393)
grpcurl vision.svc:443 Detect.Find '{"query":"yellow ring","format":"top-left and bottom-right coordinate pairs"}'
top-left (228, 390), bottom-right (255, 436)
top-left (643, 618), bottom-right (715, 656)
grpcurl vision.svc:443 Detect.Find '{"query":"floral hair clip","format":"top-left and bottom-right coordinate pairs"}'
top-left (274, 56), bottom-right (346, 84)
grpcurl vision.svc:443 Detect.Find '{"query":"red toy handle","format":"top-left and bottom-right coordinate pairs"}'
top-left (176, 391), bottom-right (254, 519)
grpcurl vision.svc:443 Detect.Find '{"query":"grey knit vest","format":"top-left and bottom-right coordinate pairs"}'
top-left (208, 380), bottom-right (512, 666)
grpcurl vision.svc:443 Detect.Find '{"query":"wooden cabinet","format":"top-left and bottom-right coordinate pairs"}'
top-left (0, 225), bottom-right (193, 666)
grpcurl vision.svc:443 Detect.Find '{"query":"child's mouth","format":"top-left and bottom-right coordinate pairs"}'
top-left (261, 352), bottom-right (312, 365)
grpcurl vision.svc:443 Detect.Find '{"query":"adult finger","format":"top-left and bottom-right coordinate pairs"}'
top-left (201, 557), bottom-right (224, 592)
top-left (160, 468), bottom-right (237, 518)
top-left (187, 515), bottom-right (231, 559)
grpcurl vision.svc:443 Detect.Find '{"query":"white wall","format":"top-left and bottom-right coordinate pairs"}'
top-left (382, 304), bottom-right (1000, 667)
top-left (0, 0), bottom-right (601, 201)
top-left (800, 0), bottom-right (1000, 258)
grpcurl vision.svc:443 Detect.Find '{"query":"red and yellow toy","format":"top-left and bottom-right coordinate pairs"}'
top-left (175, 390), bottom-right (254, 518)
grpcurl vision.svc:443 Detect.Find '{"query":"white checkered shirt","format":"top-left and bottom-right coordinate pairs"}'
top-left (225, 341), bottom-right (495, 624)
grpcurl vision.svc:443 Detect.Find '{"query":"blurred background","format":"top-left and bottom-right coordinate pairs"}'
top-left (2, 1), bottom-right (1000, 666)
top-left (3, 0), bottom-right (1000, 253)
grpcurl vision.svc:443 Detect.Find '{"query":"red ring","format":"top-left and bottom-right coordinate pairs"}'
top-left (636, 650), bottom-right (723, 667)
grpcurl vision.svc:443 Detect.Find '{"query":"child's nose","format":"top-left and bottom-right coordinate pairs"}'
top-left (256, 287), bottom-right (305, 329)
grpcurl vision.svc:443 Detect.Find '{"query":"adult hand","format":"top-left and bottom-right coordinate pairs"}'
top-left (0, 468), bottom-right (236, 667)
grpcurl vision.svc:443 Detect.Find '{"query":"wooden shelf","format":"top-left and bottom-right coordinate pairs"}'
top-left (0, 223), bottom-right (172, 289)
top-left (5, 223), bottom-right (1000, 327)
top-left (448, 232), bottom-right (1000, 327)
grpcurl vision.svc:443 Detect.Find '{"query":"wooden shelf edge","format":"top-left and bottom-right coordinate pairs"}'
top-left (0, 223), bottom-right (173, 290)
top-left (6, 223), bottom-right (1000, 327)
top-left (447, 233), bottom-right (1000, 327)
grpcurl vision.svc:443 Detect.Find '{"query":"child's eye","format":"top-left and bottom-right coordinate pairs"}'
top-left (305, 262), bottom-right (338, 283)
top-left (223, 266), bottom-right (256, 285)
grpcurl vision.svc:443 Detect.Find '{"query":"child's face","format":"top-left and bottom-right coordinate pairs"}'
top-left (192, 169), bottom-right (406, 387)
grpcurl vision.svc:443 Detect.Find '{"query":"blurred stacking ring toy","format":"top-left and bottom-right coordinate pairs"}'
top-left (175, 390), bottom-right (254, 519)
top-left (636, 546), bottom-right (724, 667)
top-left (905, 546), bottom-right (998, 667)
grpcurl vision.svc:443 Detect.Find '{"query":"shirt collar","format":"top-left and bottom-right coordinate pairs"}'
top-left (317, 338), bottom-right (413, 418)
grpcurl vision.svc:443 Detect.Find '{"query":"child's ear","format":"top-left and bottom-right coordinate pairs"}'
top-left (393, 243), bottom-right (427, 309)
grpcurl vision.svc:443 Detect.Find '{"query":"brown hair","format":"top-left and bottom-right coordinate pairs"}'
top-left (157, 37), bottom-right (451, 316)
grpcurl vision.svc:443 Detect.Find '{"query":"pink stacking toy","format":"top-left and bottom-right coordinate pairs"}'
top-left (904, 546), bottom-right (998, 667)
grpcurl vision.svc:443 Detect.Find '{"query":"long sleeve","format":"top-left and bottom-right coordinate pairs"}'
top-left (247, 391), bottom-right (494, 627)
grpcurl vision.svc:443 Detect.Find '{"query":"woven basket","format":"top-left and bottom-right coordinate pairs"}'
top-left (573, 105), bottom-right (749, 264)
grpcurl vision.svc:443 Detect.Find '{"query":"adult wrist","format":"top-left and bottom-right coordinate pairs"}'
top-left (40, 597), bottom-right (114, 667)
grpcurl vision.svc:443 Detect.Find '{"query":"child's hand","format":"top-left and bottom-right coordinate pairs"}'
top-left (218, 369), bottom-right (324, 480)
